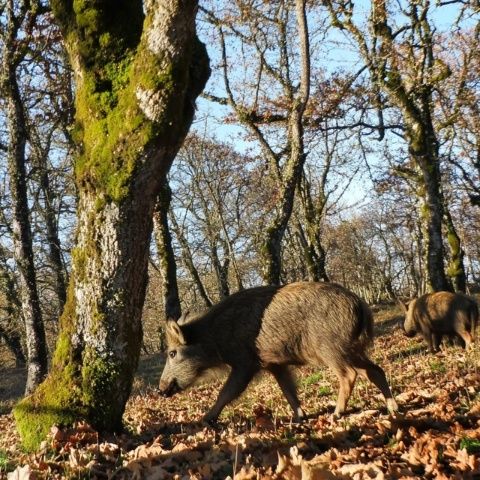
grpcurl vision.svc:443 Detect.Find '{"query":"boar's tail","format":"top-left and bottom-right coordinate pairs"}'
top-left (356, 301), bottom-right (374, 350)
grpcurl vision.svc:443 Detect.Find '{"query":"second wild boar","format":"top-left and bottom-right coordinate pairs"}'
top-left (159, 281), bottom-right (398, 422)
top-left (403, 291), bottom-right (478, 352)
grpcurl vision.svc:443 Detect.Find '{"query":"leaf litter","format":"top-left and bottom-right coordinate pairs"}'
top-left (1, 308), bottom-right (480, 479)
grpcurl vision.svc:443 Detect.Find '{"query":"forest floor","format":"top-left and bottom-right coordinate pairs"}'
top-left (0, 304), bottom-right (479, 479)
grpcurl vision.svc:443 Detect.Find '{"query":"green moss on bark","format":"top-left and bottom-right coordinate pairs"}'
top-left (81, 349), bottom-right (123, 428)
top-left (14, 371), bottom-right (83, 451)
top-left (72, 40), bottom-right (183, 203)
top-left (74, 58), bottom-right (149, 202)
top-left (14, 284), bottom-right (84, 451)
top-left (50, 1), bottom-right (156, 203)
top-left (14, 282), bottom-right (129, 450)
top-left (446, 232), bottom-right (464, 278)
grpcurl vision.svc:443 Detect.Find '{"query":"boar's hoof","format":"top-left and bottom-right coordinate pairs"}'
top-left (159, 379), bottom-right (181, 397)
top-left (332, 410), bottom-right (344, 420)
top-left (292, 408), bottom-right (307, 423)
top-left (387, 398), bottom-right (399, 415)
top-left (202, 413), bottom-right (219, 426)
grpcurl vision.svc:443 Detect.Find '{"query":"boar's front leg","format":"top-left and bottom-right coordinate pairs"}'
top-left (268, 365), bottom-right (306, 421)
top-left (203, 366), bottom-right (258, 423)
top-left (422, 331), bottom-right (435, 353)
top-left (431, 333), bottom-right (442, 352)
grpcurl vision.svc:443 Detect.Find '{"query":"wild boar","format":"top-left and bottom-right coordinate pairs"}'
top-left (402, 291), bottom-right (478, 352)
top-left (159, 282), bottom-right (398, 422)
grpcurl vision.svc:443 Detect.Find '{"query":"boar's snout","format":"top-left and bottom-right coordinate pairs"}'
top-left (402, 322), bottom-right (416, 337)
top-left (159, 378), bottom-right (181, 397)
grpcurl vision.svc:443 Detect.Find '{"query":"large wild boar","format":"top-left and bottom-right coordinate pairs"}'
top-left (159, 282), bottom-right (398, 422)
top-left (402, 291), bottom-right (478, 353)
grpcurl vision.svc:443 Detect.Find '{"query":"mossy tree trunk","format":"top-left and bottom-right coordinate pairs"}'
top-left (14, 0), bottom-right (210, 451)
top-left (153, 182), bottom-right (182, 320)
top-left (409, 127), bottom-right (451, 292)
top-left (259, 0), bottom-right (311, 286)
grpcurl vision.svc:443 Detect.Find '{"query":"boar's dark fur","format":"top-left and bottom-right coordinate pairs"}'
top-left (403, 291), bottom-right (478, 352)
top-left (159, 282), bottom-right (398, 422)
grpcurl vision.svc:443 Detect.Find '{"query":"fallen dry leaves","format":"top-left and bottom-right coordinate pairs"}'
top-left (1, 308), bottom-right (480, 479)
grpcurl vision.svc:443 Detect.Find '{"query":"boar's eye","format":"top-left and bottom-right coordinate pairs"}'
top-left (168, 350), bottom-right (177, 359)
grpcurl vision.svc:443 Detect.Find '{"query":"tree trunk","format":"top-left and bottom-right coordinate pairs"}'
top-left (262, 224), bottom-right (286, 285)
top-left (324, 0), bottom-right (452, 293)
top-left (409, 125), bottom-right (451, 292)
top-left (2, 3), bottom-right (48, 394)
top-left (31, 141), bottom-right (68, 312)
top-left (0, 261), bottom-right (26, 367)
top-left (153, 182), bottom-right (181, 320)
top-left (297, 174), bottom-right (330, 282)
top-left (207, 0), bottom-right (310, 287)
top-left (261, 0), bottom-right (310, 285)
top-left (0, 324), bottom-right (26, 367)
top-left (210, 238), bottom-right (230, 300)
top-left (169, 211), bottom-right (213, 308)
top-left (294, 219), bottom-right (329, 282)
top-left (14, 0), bottom-right (210, 451)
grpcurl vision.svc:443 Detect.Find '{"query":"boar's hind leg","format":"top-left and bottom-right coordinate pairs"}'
top-left (268, 365), bottom-right (306, 421)
top-left (333, 366), bottom-right (357, 417)
top-left (456, 328), bottom-right (472, 349)
top-left (351, 357), bottom-right (398, 414)
top-left (203, 366), bottom-right (257, 423)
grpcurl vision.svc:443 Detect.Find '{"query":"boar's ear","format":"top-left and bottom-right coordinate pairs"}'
top-left (165, 320), bottom-right (186, 346)
top-left (177, 310), bottom-right (190, 326)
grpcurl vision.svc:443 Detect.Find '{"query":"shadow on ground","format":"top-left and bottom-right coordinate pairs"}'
top-left (374, 315), bottom-right (403, 336)
top-left (0, 367), bottom-right (26, 413)
top-left (133, 353), bottom-right (164, 391)
top-left (0, 353), bottom-right (165, 414)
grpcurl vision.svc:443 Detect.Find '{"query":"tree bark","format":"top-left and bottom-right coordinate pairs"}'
top-left (153, 182), bottom-right (181, 320)
top-left (296, 173), bottom-right (330, 282)
top-left (14, 0), bottom-right (210, 451)
top-left (0, 259), bottom-right (26, 367)
top-left (411, 139), bottom-right (451, 292)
